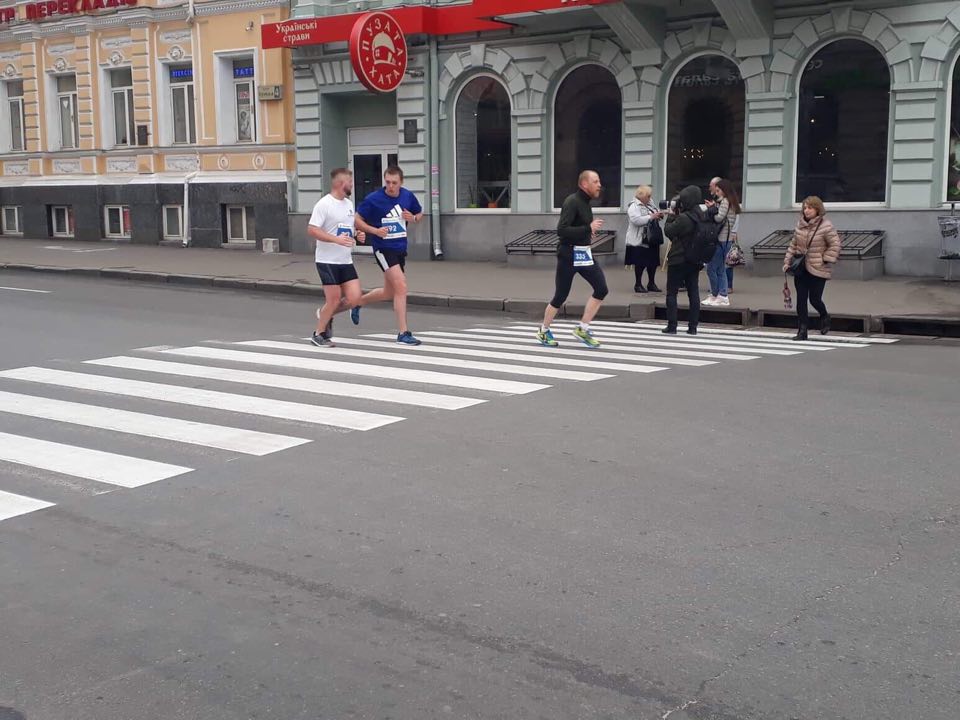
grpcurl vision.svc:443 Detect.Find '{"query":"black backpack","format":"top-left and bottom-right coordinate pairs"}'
top-left (684, 209), bottom-right (721, 265)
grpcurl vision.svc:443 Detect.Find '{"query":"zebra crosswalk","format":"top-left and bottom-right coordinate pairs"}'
top-left (0, 320), bottom-right (896, 525)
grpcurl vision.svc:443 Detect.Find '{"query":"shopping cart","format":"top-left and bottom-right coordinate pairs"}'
top-left (938, 203), bottom-right (960, 281)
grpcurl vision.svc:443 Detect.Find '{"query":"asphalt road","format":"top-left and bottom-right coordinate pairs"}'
top-left (0, 272), bottom-right (958, 720)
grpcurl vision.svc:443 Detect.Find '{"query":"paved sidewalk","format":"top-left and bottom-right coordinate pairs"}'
top-left (2, 238), bottom-right (960, 324)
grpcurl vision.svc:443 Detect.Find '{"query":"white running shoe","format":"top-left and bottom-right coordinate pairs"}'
top-left (702, 295), bottom-right (718, 306)
top-left (715, 295), bottom-right (731, 306)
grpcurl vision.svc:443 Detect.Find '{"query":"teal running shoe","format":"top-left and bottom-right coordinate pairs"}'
top-left (573, 326), bottom-right (600, 348)
top-left (537, 328), bottom-right (559, 347)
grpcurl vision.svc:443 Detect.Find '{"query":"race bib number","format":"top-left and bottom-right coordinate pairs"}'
top-left (573, 246), bottom-right (594, 267)
top-left (381, 217), bottom-right (407, 241)
top-left (335, 223), bottom-right (354, 239)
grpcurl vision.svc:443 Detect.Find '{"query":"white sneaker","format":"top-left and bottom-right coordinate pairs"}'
top-left (715, 295), bottom-right (730, 306)
top-left (702, 295), bottom-right (718, 306)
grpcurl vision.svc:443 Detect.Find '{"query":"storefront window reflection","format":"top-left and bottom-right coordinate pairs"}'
top-left (455, 76), bottom-right (512, 209)
top-left (553, 65), bottom-right (621, 208)
top-left (796, 40), bottom-right (890, 203)
top-left (666, 55), bottom-right (744, 199)
top-left (948, 58), bottom-right (960, 202)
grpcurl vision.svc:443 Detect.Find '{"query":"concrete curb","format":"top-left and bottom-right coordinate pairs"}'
top-left (3, 262), bottom-right (958, 336)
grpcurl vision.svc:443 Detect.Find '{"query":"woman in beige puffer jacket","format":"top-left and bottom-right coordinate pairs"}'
top-left (782, 196), bottom-right (841, 340)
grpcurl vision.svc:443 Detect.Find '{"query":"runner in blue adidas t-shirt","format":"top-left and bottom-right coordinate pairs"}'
top-left (353, 165), bottom-right (424, 345)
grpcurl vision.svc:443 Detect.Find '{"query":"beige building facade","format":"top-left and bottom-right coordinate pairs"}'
top-left (0, 0), bottom-right (294, 247)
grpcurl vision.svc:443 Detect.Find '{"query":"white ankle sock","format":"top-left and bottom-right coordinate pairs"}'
top-left (579, 322), bottom-right (590, 332)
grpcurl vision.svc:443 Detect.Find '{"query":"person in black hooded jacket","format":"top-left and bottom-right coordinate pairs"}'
top-left (662, 184), bottom-right (705, 335)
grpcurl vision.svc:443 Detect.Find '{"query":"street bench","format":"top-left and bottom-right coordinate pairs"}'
top-left (504, 229), bottom-right (618, 268)
top-left (751, 229), bottom-right (884, 280)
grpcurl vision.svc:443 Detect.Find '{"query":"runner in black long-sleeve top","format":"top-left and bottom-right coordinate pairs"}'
top-left (536, 170), bottom-right (609, 348)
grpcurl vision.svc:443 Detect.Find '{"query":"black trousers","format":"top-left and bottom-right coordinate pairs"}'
top-left (794, 268), bottom-right (828, 328)
top-left (549, 250), bottom-right (609, 309)
top-left (631, 246), bottom-right (659, 288)
top-left (665, 262), bottom-right (702, 329)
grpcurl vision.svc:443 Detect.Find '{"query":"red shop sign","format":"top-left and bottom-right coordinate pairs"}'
top-left (349, 12), bottom-right (407, 94)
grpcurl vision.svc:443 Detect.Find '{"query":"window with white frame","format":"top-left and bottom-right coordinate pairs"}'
top-left (104, 205), bottom-right (131, 237)
top-left (51, 205), bottom-right (74, 237)
top-left (232, 59), bottom-right (256, 143)
top-left (225, 205), bottom-right (249, 243)
top-left (56, 75), bottom-right (79, 150)
top-left (169, 65), bottom-right (196, 145)
top-left (163, 204), bottom-right (183, 239)
top-left (6, 80), bottom-right (25, 152)
top-left (2, 206), bottom-right (22, 235)
top-left (110, 68), bottom-right (135, 147)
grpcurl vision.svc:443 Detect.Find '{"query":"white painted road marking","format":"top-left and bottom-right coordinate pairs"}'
top-left (541, 321), bottom-right (844, 351)
top-left (624, 321), bottom-right (894, 344)
top-left (327, 337), bottom-right (668, 374)
top-left (0, 431), bottom-right (192, 488)
top-left (159, 345), bottom-right (551, 395)
top-left (378, 332), bottom-right (717, 367)
top-left (0, 367), bottom-right (403, 431)
top-left (0, 286), bottom-right (51, 294)
top-left (507, 325), bottom-right (801, 356)
top-left (89, 356), bottom-right (485, 410)
top-left (236, 340), bottom-right (613, 382)
top-left (0, 489), bottom-right (55, 521)
top-left (463, 328), bottom-right (761, 360)
top-left (0, 389), bottom-right (310, 456)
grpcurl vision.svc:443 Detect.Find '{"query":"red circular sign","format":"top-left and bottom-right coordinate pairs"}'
top-left (349, 12), bottom-right (407, 93)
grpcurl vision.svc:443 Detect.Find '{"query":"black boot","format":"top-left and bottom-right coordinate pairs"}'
top-left (634, 284), bottom-right (648, 294)
top-left (686, 326), bottom-right (698, 336)
top-left (793, 326), bottom-right (808, 341)
top-left (820, 314), bottom-right (831, 335)
top-left (662, 325), bottom-right (678, 335)
top-left (647, 282), bottom-right (661, 293)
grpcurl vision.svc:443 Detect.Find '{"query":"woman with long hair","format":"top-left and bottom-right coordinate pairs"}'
top-left (703, 178), bottom-right (741, 306)
top-left (782, 196), bottom-right (842, 340)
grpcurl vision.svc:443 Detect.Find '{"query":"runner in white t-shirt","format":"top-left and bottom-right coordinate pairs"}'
top-left (308, 168), bottom-right (365, 348)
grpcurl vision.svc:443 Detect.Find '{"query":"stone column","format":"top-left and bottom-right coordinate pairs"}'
top-left (888, 84), bottom-right (942, 209)
top-left (743, 92), bottom-right (790, 209)
top-left (514, 109), bottom-right (545, 212)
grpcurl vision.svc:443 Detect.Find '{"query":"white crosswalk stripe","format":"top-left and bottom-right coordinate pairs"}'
top-left (0, 367), bottom-right (404, 431)
top-left (0, 389), bottom-right (309, 456)
top-left (87, 356), bottom-right (485, 410)
top-left (464, 327), bottom-right (762, 360)
top-left (327, 337), bottom-right (668, 374)
top-left (382, 333), bottom-right (717, 367)
top-left (0, 431), bottom-right (192, 488)
top-left (0, 489), bottom-right (55, 522)
top-left (235, 340), bottom-right (613, 382)
top-left (0, 321), bottom-right (896, 527)
top-left (623, 320), bottom-right (895, 344)
top-left (507, 324), bottom-right (801, 356)
top-left (160, 345), bottom-right (549, 394)
top-left (536, 321), bottom-right (846, 351)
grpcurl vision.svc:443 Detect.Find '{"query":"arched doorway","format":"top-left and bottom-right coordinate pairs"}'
top-left (666, 55), bottom-right (745, 199)
top-left (948, 55), bottom-right (960, 202)
top-left (796, 39), bottom-right (890, 203)
top-left (455, 75), bottom-right (512, 209)
top-left (553, 64), bottom-right (622, 207)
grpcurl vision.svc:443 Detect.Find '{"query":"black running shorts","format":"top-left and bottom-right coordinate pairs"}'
top-left (373, 248), bottom-right (407, 273)
top-left (315, 262), bottom-right (359, 286)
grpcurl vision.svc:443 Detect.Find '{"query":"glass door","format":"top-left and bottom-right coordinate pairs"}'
top-left (350, 148), bottom-right (399, 205)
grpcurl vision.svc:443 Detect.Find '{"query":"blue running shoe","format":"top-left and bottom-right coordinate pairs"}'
top-left (397, 331), bottom-right (422, 346)
top-left (351, 306), bottom-right (361, 325)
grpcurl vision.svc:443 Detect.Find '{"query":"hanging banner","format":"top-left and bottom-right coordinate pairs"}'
top-left (349, 12), bottom-right (407, 94)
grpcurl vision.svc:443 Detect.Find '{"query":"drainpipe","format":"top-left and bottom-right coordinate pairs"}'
top-left (428, 27), bottom-right (442, 258)
top-left (182, 164), bottom-right (200, 247)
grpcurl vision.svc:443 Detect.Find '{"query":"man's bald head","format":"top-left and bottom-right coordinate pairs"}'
top-left (578, 170), bottom-right (602, 199)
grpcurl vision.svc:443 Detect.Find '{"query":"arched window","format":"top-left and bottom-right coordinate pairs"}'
top-left (455, 76), bottom-right (511, 209)
top-left (948, 56), bottom-right (960, 202)
top-left (666, 55), bottom-right (745, 199)
top-left (553, 65), bottom-right (622, 208)
top-left (796, 40), bottom-right (890, 203)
